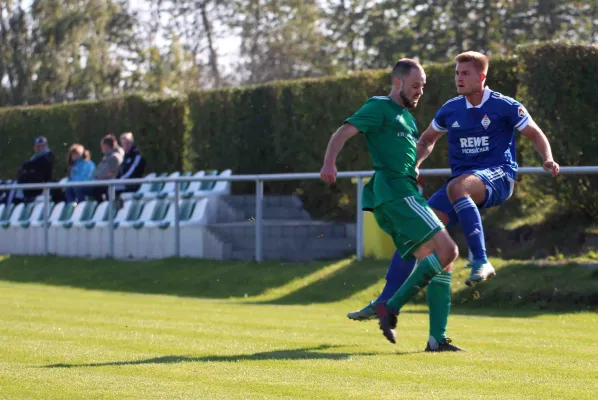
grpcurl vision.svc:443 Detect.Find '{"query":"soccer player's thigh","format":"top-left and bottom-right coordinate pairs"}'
top-left (472, 168), bottom-right (515, 209)
top-left (373, 197), bottom-right (456, 267)
top-left (446, 174), bottom-right (487, 205)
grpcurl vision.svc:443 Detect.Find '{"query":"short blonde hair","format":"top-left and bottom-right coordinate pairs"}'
top-left (120, 132), bottom-right (134, 143)
top-left (455, 51), bottom-right (489, 74)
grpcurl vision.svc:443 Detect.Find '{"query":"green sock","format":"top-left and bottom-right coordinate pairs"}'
top-left (386, 252), bottom-right (443, 312)
top-left (427, 271), bottom-right (452, 342)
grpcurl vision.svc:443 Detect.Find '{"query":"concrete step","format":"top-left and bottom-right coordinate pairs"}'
top-left (217, 195), bottom-right (311, 222)
top-left (220, 195), bottom-right (303, 208)
top-left (229, 248), bottom-right (355, 262)
top-left (218, 207), bottom-right (310, 222)
top-left (221, 235), bottom-right (355, 252)
top-left (206, 220), bottom-right (356, 260)
top-left (209, 221), bottom-right (354, 241)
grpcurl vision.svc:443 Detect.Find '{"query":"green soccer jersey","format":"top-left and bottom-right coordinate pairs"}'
top-left (345, 96), bottom-right (420, 209)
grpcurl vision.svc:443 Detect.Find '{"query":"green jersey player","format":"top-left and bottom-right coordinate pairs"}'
top-left (320, 59), bottom-right (462, 350)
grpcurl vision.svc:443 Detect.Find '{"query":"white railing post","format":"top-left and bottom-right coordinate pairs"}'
top-left (174, 181), bottom-right (181, 258)
top-left (356, 177), bottom-right (364, 261)
top-left (43, 188), bottom-right (50, 256)
top-left (255, 180), bottom-right (264, 263)
top-left (108, 185), bottom-right (116, 258)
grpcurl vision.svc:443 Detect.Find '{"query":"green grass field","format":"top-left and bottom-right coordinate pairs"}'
top-left (0, 255), bottom-right (597, 399)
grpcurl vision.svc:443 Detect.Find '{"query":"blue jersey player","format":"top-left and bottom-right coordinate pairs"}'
top-left (348, 52), bottom-right (559, 351)
top-left (419, 51), bottom-right (559, 285)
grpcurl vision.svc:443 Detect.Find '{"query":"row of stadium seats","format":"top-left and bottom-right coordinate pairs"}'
top-left (0, 169), bottom-right (232, 204)
top-left (121, 169), bottom-right (232, 201)
top-left (0, 197), bottom-right (216, 259)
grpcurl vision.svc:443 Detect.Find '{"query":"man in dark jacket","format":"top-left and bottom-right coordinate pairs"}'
top-left (115, 132), bottom-right (146, 195)
top-left (15, 136), bottom-right (55, 202)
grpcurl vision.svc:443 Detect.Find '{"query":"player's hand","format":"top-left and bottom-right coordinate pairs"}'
top-left (414, 166), bottom-right (420, 179)
top-left (543, 160), bottom-right (560, 177)
top-left (320, 163), bottom-right (337, 184)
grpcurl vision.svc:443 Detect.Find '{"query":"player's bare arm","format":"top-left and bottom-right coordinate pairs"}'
top-left (415, 124), bottom-right (445, 170)
top-left (320, 123), bottom-right (359, 184)
top-left (520, 120), bottom-right (560, 177)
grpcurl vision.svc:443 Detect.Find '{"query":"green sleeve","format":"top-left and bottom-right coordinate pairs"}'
top-left (344, 99), bottom-right (384, 134)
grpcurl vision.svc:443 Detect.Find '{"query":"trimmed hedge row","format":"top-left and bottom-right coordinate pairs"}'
top-left (188, 57), bottom-right (518, 218)
top-left (1, 43), bottom-right (595, 221)
top-left (0, 96), bottom-right (187, 180)
top-left (516, 43), bottom-right (598, 217)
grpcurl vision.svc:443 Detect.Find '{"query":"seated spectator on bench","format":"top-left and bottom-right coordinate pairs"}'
top-left (65, 144), bottom-right (95, 203)
top-left (115, 132), bottom-right (146, 196)
top-left (89, 135), bottom-right (123, 202)
top-left (12, 136), bottom-right (55, 203)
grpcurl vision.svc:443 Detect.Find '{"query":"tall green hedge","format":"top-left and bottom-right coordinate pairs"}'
top-left (516, 43), bottom-right (598, 217)
top-left (0, 96), bottom-right (187, 180)
top-left (188, 57), bottom-right (518, 219)
top-left (4, 44), bottom-right (597, 223)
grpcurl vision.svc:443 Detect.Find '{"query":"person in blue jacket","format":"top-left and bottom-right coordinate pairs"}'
top-left (65, 144), bottom-right (96, 203)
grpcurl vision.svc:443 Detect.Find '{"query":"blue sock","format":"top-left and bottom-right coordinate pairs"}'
top-left (454, 196), bottom-right (487, 262)
top-left (375, 251), bottom-right (417, 303)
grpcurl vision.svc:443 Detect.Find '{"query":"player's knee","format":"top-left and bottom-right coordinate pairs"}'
top-left (437, 240), bottom-right (459, 268)
top-left (446, 181), bottom-right (467, 202)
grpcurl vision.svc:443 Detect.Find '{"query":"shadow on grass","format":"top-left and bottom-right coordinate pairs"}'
top-left (0, 255), bottom-right (390, 305)
top-left (42, 345), bottom-right (408, 369)
top-left (474, 207), bottom-right (591, 261)
top-left (446, 261), bottom-right (598, 315)
top-left (0, 255), bottom-right (332, 300)
top-left (1, 255), bottom-right (595, 314)
top-left (255, 259), bottom-right (388, 305)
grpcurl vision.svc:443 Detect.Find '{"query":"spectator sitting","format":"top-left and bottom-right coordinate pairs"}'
top-left (89, 135), bottom-right (123, 202)
top-left (12, 136), bottom-right (55, 203)
top-left (105, 133), bottom-right (125, 158)
top-left (64, 144), bottom-right (95, 203)
top-left (115, 132), bottom-right (146, 196)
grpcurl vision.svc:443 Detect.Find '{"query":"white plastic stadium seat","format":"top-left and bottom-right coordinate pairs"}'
top-left (185, 169), bottom-right (232, 199)
top-left (167, 170), bottom-right (204, 200)
top-left (121, 172), bottom-right (156, 201)
top-left (11, 202), bottom-right (47, 255)
top-left (0, 203), bottom-right (29, 254)
top-left (115, 200), bottom-right (157, 259)
top-left (51, 201), bottom-right (98, 257)
top-left (128, 200), bottom-right (172, 259)
top-left (71, 201), bottom-right (110, 257)
top-left (143, 171), bottom-right (180, 200)
top-left (29, 202), bottom-right (67, 255)
top-left (83, 201), bottom-right (138, 258)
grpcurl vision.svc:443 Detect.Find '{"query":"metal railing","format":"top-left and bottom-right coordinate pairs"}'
top-left (0, 166), bottom-right (596, 262)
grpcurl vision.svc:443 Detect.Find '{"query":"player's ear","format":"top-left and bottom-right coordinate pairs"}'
top-left (480, 72), bottom-right (486, 81)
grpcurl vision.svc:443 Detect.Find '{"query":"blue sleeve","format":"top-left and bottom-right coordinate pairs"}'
top-left (85, 161), bottom-right (96, 180)
top-left (431, 105), bottom-right (448, 132)
top-left (505, 99), bottom-right (531, 131)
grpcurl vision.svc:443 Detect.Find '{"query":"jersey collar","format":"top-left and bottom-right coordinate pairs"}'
top-left (465, 87), bottom-right (491, 109)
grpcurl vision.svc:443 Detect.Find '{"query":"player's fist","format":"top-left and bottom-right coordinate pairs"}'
top-left (320, 163), bottom-right (337, 184)
top-left (543, 160), bottom-right (560, 177)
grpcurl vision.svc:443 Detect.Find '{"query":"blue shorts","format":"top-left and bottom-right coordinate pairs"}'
top-left (427, 166), bottom-right (515, 228)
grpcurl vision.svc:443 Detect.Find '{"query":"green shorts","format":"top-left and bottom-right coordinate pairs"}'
top-left (373, 194), bottom-right (444, 260)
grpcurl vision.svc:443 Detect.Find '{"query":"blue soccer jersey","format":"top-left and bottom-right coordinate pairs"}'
top-left (431, 87), bottom-right (531, 178)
